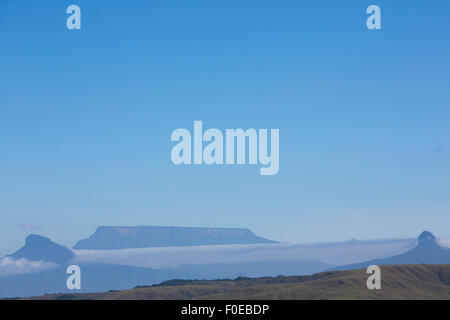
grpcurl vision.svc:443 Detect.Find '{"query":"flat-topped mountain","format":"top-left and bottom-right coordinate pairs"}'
top-left (73, 226), bottom-right (277, 250)
top-left (8, 234), bottom-right (74, 264)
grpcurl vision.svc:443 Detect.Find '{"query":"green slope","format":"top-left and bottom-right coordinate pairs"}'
top-left (26, 264), bottom-right (450, 300)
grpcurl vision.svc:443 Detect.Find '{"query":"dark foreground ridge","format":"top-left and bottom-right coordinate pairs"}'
top-left (22, 264), bottom-right (450, 300)
top-left (73, 226), bottom-right (277, 249)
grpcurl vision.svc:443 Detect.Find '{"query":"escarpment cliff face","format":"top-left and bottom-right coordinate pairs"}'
top-left (73, 226), bottom-right (277, 250)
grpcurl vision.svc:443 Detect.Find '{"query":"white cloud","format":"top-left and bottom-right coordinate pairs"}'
top-left (72, 238), bottom-right (417, 269)
top-left (0, 257), bottom-right (58, 276)
top-left (437, 237), bottom-right (450, 248)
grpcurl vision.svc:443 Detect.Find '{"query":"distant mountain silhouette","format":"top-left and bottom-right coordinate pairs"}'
top-left (333, 231), bottom-right (450, 270)
top-left (1, 235), bottom-right (192, 299)
top-left (73, 226), bottom-right (277, 250)
top-left (8, 234), bottom-right (74, 263)
top-left (171, 260), bottom-right (334, 279)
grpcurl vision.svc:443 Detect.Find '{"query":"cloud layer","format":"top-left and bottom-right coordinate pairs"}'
top-left (0, 257), bottom-right (57, 276)
top-left (73, 238), bottom-right (418, 269)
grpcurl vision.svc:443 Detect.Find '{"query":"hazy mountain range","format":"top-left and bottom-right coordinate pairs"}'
top-left (1, 226), bottom-right (450, 299)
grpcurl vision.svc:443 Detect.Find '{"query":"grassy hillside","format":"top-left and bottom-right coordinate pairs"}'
top-left (27, 264), bottom-right (450, 300)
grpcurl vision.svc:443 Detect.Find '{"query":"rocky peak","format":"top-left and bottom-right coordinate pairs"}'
top-left (418, 231), bottom-right (437, 245)
top-left (8, 234), bottom-right (74, 264)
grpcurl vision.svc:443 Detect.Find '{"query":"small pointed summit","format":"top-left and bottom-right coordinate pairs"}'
top-left (418, 231), bottom-right (436, 244)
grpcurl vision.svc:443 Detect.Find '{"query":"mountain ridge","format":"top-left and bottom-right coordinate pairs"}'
top-left (8, 234), bottom-right (74, 264)
top-left (333, 231), bottom-right (450, 271)
top-left (19, 264), bottom-right (450, 300)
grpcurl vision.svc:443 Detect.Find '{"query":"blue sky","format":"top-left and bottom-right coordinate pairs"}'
top-left (0, 0), bottom-right (449, 256)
